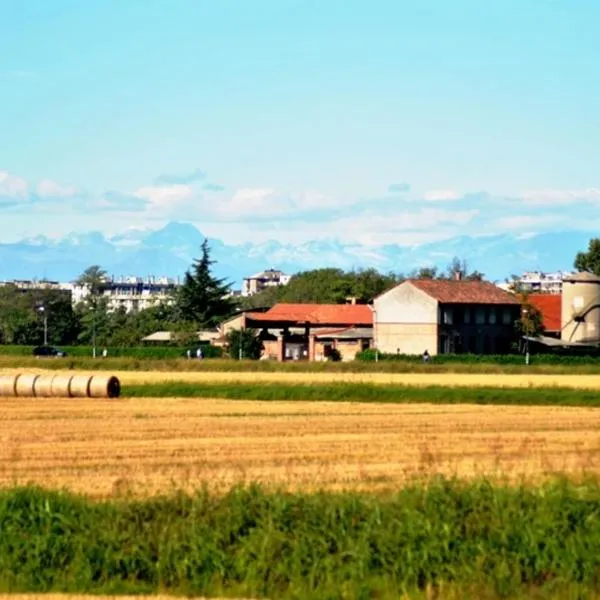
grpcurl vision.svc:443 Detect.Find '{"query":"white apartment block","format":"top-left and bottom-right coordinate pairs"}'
top-left (71, 276), bottom-right (179, 313)
top-left (498, 271), bottom-right (575, 295)
top-left (0, 279), bottom-right (72, 291)
top-left (242, 268), bottom-right (291, 297)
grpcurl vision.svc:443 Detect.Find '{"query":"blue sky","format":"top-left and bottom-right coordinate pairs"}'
top-left (1, 0), bottom-right (599, 246)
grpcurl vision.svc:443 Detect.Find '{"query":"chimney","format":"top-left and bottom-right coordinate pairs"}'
top-left (346, 296), bottom-right (357, 305)
top-left (454, 271), bottom-right (462, 281)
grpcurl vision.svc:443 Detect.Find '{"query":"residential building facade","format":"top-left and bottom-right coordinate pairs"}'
top-left (242, 269), bottom-right (291, 297)
top-left (373, 279), bottom-right (521, 356)
top-left (71, 276), bottom-right (178, 313)
top-left (499, 271), bottom-right (575, 295)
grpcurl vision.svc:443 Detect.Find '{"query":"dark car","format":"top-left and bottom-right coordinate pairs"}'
top-left (33, 345), bottom-right (68, 358)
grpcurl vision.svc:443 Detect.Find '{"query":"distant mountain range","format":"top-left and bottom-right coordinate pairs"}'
top-left (0, 221), bottom-right (591, 288)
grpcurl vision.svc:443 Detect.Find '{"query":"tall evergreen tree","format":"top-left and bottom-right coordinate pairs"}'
top-left (176, 239), bottom-right (237, 327)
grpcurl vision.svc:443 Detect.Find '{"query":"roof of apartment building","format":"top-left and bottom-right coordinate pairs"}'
top-left (246, 303), bottom-right (373, 326)
top-left (526, 293), bottom-right (562, 332)
top-left (408, 279), bottom-right (521, 305)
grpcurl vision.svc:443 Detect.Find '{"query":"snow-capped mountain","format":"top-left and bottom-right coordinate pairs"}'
top-left (0, 221), bottom-right (591, 286)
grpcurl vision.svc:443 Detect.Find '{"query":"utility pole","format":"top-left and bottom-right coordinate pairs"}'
top-left (522, 307), bottom-right (530, 366)
top-left (91, 295), bottom-right (97, 359)
top-left (38, 305), bottom-right (48, 346)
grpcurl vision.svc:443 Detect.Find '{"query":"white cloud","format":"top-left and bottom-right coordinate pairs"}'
top-left (212, 187), bottom-right (294, 219)
top-left (37, 179), bottom-right (78, 198)
top-left (521, 188), bottom-right (600, 206)
top-left (134, 184), bottom-right (195, 208)
top-left (423, 189), bottom-right (462, 202)
top-left (0, 170), bottom-right (29, 199)
top-left (494, 214), bottom-right (566, 231)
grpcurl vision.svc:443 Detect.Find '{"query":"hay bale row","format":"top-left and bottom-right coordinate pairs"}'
top-left (0, 373), bottom-right (120, 399)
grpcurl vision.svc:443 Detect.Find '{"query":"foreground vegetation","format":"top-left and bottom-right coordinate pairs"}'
top-left (2, 479), bottom-right (600, 599)
top-left (126, 381), bottom-right (600, 405)
top-left (5, 354), bottom-right (600, 374)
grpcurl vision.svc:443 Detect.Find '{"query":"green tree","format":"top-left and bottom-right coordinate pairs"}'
top-left (76, 296), bottom-right (111, 347)
top-left (574, 238), bottom-right (600, 275)
top-left (411, 266), bottom-right (439, 279)
top-left (0, 285), bottom-right (79, 345)
top-left (0, 286), bottom-right (37, 344)
top-left (443, 257), bottom-right (484, 281)
top-left (175, 239), bottom-right (237, 327)
top-left (240, 267), bottom-right (400, 308)
top-left (515, 296), bottom-right (545, 338)
top-left (225, 328), bottom-right (264, 360)
top-left (75, 265), bottom-right (109, 354)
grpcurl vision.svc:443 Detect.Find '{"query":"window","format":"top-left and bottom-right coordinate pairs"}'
top-left (502, 308), bottom-right (513, 325)
top-left (475, 307), bottom-right (485, 325)
top-left (488, 307), bottom-right (497, 325)
top-left (442, 307), bottom-right (453, 325)
top-left (463, 307), bottom-right (472, 324)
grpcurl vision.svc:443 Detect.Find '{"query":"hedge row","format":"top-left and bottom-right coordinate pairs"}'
top-left (0, 344), bottom-right (223, 359)
top-left (356, 348), bottom-right (600, 365)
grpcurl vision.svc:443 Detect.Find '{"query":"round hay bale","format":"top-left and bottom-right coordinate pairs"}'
top-left (33, 374), bottom-right (58, 397)
top-left (0, 375), bottom-right (18, 397)
top-left (51, 374), bottom-right (73, 397)
top-left (15, 374), bottom-right (40, 397)
top-left (69, 374), bottom-right (92, 398)
top-left (89, 375), bottom-right (121, 398)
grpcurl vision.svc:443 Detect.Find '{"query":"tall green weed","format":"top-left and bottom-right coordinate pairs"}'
top-left (2, 479), bottom-right (600, 598)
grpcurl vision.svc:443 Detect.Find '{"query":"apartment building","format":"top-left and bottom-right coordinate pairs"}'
top-left (71, 276), bottom-right (178, 313)
top-left (242, 269), bottom-right (291, 296)
top-left (499, 271), bottom-right (575, 295)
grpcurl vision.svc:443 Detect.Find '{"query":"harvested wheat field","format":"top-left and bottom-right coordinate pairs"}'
top-left (3, 367), bottom-right (600, 389)
top-left (2, 396), bottom-right (600, 498)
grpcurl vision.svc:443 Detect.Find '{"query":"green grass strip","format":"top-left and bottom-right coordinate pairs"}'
top-left (2, 479), bottom-right (600, 599)
top-left (6, 355), bottom-right (600, 374)
top-left (125, 381), bottom-right (600, 406)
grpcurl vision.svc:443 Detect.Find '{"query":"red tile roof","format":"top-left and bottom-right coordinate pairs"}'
top-left (527, 294), bottom-right (562, 332)
top-left (408, 279), bottom-right (520, 304)
top-left (247, 303), bottom-right (373, 326)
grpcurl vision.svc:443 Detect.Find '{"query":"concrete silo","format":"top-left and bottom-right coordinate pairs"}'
top-left (561, 271), bottom-right (600, 343)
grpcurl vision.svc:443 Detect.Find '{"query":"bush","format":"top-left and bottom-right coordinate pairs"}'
top-left (225, 328), bottom-right (264, 360)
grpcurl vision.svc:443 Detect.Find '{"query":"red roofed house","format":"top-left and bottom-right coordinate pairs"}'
top-left (240, 302), bottom-right (373, 361)
top-left (526, 293), bottom-right (562, 338)
top-left (373, 278), bottom-right (521, 355)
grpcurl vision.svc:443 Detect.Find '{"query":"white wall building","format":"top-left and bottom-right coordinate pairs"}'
top-left (71, 276), bottom-right (178, 313)
top-left (242, 268), bottom-right (291, 296)
top-left (498, 271), bottom-right (575, 295)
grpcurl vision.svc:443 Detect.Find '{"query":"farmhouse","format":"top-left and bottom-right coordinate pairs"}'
top-left (373, 278), bottom-right (521, 356)
top-left (242, 303), bottom-right (373, 361)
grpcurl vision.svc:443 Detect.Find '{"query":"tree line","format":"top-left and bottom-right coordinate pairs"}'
top-left (3, 236), bottom-right (599, 348)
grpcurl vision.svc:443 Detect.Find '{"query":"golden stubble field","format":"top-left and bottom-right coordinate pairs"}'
top-left (4, 367), bottom-right (600, 389)
top-left (2, 394), bottom-right (600, 498)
